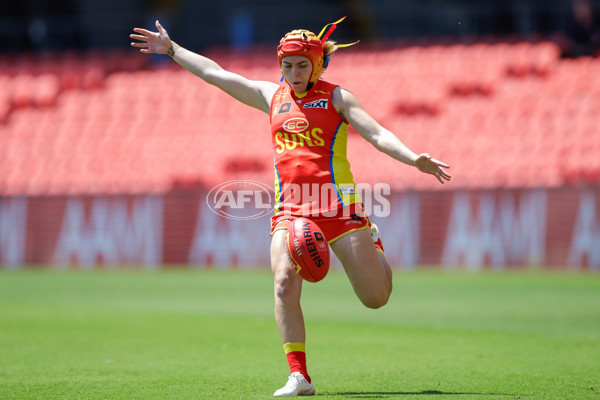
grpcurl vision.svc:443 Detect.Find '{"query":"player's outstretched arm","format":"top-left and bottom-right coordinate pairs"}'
top-left (333, 87), bottom-right (451, 184)
top-left (130, 20), bottom-right (279, 114)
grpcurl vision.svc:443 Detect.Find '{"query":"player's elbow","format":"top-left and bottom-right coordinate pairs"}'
top-left (365, 130), bottom-right (393, 156)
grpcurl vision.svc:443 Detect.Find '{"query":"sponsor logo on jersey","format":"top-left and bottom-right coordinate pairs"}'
top-left (282, 118), bottom-right (309, 133)
top-left (340, 186), bottom-right (356, 195)
top-left (303, 99), bottom-right (328, 109)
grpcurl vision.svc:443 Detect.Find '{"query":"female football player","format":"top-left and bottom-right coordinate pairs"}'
top-left (131, 18), bottom-right (450, 397)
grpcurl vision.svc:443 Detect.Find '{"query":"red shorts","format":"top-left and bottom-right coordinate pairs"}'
top-left (270, 204), bottom-right (385, 255)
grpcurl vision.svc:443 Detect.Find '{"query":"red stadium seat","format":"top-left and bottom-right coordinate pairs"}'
top-left (1, 42), bottom-right (598, 194)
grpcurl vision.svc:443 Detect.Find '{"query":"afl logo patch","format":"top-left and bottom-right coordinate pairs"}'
top-left (282, 118), bottom-right (309, 133)
top-left (278, 102), bottom-right (292, 114)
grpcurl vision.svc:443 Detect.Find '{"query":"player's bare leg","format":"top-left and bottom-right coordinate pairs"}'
top-left (270, 229), bottom-right (314, 396)
top-left (330, 227), bottom-right (392, 309)
top-left (270, 229), bottom-right (305, 344)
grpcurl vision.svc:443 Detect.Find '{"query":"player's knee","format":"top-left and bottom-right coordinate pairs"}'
top-left (273, 270), bottom-right (301, 301)
top-left (361, 296), bottom-right (388, 309)
top-left (360, 287), bottom-right (391, 309)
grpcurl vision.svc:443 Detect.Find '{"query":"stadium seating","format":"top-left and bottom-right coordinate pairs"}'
top-left (0, 41), bottom-right (599, 195)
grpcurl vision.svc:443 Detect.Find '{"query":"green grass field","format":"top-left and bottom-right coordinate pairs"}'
top-left (0, 268), bottom-right (599, 399)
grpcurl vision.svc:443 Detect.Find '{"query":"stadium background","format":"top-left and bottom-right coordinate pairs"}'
top-left (1, 0), bottom-right (599, 270)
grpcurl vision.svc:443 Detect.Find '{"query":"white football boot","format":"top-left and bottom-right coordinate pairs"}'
top-left (273, 372), bottom-right (315, 397)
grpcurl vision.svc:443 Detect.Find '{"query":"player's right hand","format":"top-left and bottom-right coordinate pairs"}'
top-left (130, 20), bottom-right (171, 54)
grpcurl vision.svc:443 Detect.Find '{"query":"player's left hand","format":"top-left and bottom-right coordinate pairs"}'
top-left (415, 153), bottom-right (451, 184)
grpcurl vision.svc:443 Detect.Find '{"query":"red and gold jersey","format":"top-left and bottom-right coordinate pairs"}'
top-left (270, 80), bottom-right (359, 216)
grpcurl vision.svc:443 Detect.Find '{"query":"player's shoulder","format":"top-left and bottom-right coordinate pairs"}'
top-left (271, 84), bottom-right (292, 104)
top-left (329, 85), bottom-right (360, 115)
top-left (274, 84), bottom-right (290, 96)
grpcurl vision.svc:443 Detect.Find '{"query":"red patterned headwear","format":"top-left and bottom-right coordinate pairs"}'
top-left (277, 30), bottom-right (324, 84)
top-left (277, 17), bottom-right (356, 85)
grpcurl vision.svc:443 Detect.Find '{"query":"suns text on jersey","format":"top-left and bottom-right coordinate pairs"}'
top-left (274, 128), bottom-right (325, 153)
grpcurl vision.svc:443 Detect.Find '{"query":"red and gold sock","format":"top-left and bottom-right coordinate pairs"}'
top-left (283, 342), bottom-right (311, 383)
